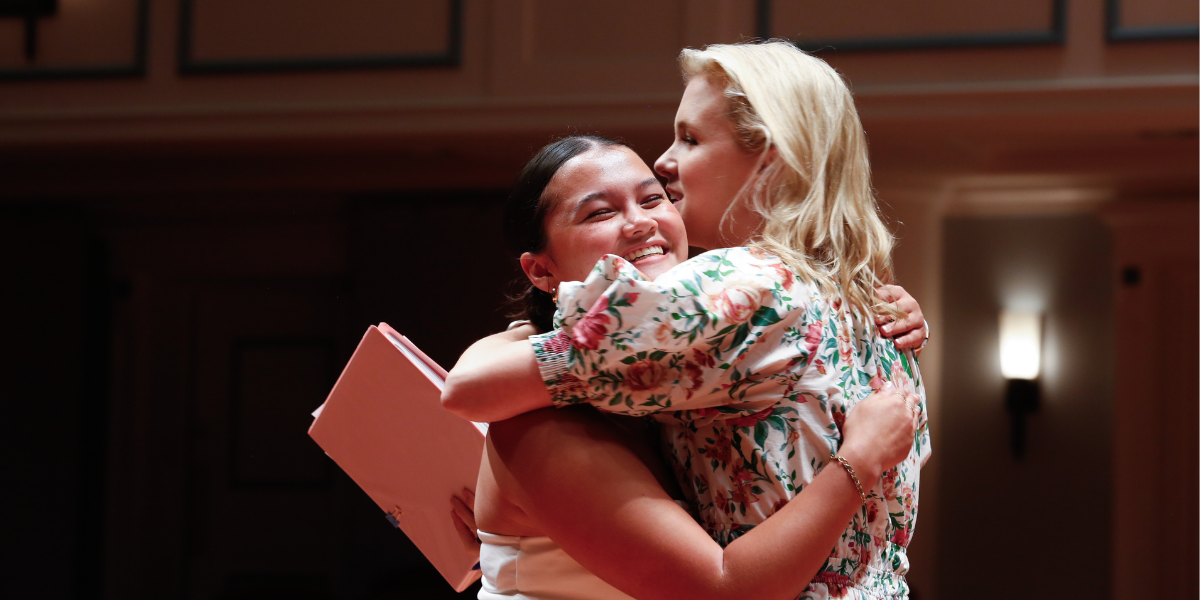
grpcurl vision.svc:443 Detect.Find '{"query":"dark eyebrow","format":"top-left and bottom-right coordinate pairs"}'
top-left (636, 177), bottom-right (660, 191)
top-left (575, 190), bottom-right (609, 208)
top-left (573, 177), bottom-right (662, 213)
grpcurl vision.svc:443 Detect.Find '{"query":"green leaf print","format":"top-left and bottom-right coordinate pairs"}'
top-left (727, 324), bottom-right (751, 351)
top-left (750, 306), bottom-right (782, 327)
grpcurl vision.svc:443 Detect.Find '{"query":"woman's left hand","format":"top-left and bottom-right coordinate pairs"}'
top-left (874, 285), bottom-right (928, 355)
top-left (450, 488), bottom-right (480, 550)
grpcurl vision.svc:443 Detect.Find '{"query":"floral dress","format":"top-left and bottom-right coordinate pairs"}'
top-left (529, 247), bottom-right (931, 600)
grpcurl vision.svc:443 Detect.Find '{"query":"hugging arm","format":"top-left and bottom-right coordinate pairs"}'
top-left (443, 251), bottom-right (930, 423)
top-left (441, 323), bottom-right (551, 422)
top-left (488, 389), bottom-right (916, 600)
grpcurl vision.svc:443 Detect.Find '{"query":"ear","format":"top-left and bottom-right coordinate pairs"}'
top-left (758, 146), bottom-right (778, 173)
top-left (520, 252), bottom-right (558, 293)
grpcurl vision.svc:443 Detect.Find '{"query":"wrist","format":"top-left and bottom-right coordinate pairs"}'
top-left (835, 445), bottom-right (883, 485)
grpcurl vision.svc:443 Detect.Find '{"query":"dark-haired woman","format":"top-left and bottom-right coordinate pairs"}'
top-left (450, 135), bottom-right (921, 600)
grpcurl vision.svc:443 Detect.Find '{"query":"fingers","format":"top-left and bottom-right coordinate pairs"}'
top-left (451, 489), bottom-right (478, 534)
top-left (875, 285), bottom-right (900, 304)
top-left (451, 506), bottom-right (480, 549)
top-left (891, 327), bottom-right (927, 350)
top-left (898, 390), bottom-right (921, 434)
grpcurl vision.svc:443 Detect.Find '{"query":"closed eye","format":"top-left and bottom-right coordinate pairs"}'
top-left (641, 194), bottom-right (665, 208)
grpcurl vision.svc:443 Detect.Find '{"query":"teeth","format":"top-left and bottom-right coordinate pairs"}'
top-left (623, 246), bottom-right (664, 262)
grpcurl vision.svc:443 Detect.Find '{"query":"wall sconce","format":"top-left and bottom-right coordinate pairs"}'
top-left (1000, 309), bottom-right (1041, 458)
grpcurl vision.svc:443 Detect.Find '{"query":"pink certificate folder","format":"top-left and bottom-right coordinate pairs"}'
top-left (309, 323), bottom-right (487, 592)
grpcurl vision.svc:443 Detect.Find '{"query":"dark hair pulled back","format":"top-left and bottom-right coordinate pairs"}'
top-left (504, 135), bottom-right (624, 332)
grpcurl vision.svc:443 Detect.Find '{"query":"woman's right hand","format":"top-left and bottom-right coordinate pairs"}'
top-left (838, 386), bottom-right (919, 483)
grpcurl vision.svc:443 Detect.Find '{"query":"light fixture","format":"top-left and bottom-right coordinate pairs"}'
top-left (999, 309), bottom-right (1041, 458)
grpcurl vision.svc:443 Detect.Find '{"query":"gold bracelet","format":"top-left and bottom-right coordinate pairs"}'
top-left (831, 454), bottom-right (867, 506)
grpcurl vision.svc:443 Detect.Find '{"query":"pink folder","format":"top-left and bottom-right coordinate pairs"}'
top-left (309, 323), bottom-right (486, 592)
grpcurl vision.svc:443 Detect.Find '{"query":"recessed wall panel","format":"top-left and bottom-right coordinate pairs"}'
top-left (1119, 0), bottom-right (1198, 28)
top-left (190, 0), bottom-right (449, 61)
top-left (0, 0), bottom-right (144, 76)
top-left (766, 0), bottom-right (1061, 49)
top-left (528, 0), bottom-right (685, 61)
top-left (1109, 0), bottom-right (1199, 39)
top-left (181, 0), bottom-right (459, 72)
top-left (489, 0), bottom-right (691, 100)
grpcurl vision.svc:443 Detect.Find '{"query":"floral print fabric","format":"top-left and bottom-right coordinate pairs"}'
top-left (529, 247), bottom-right (931, 600)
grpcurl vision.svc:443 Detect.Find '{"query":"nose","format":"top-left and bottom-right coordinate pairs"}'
top-left (623, 206), bottom-right (657, 238)
top-left (654, 146), bottom-right (676, 181)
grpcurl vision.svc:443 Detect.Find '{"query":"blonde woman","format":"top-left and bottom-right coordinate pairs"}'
top-left (446, 42), bottom-right (930, 600)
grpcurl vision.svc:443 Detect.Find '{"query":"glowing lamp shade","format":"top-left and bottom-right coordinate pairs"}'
top-left (999, 310), bottom-right (1042, 380)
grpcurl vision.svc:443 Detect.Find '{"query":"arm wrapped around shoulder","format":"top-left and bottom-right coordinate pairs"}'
top-left (534, 247), bottom-right (819, 416)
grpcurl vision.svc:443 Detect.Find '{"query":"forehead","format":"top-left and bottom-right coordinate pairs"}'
top-left (544, 146), bottom-right (652, 204)
top-left (677, 75), bottom-right (728, 124)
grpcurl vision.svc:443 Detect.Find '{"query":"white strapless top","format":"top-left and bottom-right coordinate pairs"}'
top-left (477, 530), bottom-right (634, 600)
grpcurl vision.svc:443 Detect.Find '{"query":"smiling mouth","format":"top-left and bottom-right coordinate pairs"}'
top-left (666, 189), bottom-right (683, 203)
top-left (622, 245), bottom-right (665, 262)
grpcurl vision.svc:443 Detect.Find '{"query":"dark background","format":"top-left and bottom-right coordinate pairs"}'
top-left (1, 1), bottom-right (1197, 599)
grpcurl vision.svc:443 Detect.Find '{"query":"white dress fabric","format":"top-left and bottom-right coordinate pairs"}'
top-left (477, 530), bottom-right (634, 600)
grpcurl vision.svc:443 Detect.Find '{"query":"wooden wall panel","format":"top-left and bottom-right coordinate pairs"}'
top-left (1108, 0), bottom-right (1199, 39)
top-left (488, 0), bottom-right (715, 98)
top-left (0, 0), bottom-right (147, 79)
top-left (765, 0), bottom-right (1063, 50)
top-left (180, 0), bottom-right (460, 73)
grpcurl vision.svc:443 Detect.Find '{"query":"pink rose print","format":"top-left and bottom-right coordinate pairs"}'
top-left (748, 246), bottom-right (772, 260)
top-left (891, 360), bottom-right (914, 394)
top-left (729, 468), bottom-right (759, 505)
top-left (728, 407), bottom-right (773, 428)
top-left (692, 347), bottom-right (715, 368)
top-left (681, 362), bottom-right (704, 398)
top-left (653, 321), bottom-right (673, 345)
top-left (771, 497), bottom-right (790, 514)
top-left (812, 573), bottom-right (852, 598)
top-left (703, 431), bottom-right (733, 464)
top-left (543, 330), bottom-right (571, 354)
top-left (837, 331), bottom-right (853, 358)
top-left (626, 359), bottom-right (668, 391)
top-left (710, 284), bottom-right (764, 324)
top-left (771, 262), bottom-right (796, 291)
top-left (869, 374), bottom-right (887, 391)
top-left (804, 321), bottom-right (823, 353)
top-left (832, 406), bottom-right (846, 431)
top-left (713, 492), bottom-right (732, 517)
top-left (572, 296), bottom-right (610, 350)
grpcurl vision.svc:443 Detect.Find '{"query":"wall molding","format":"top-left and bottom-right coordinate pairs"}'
top-left (1106, 0), bottom-right (1199, 41)
top-left (0, 0), bottom-right (149, 82)
top-left (177, 0), bottom-right (462, 75)
top-left (756, 0), bottom-right (1066, 52)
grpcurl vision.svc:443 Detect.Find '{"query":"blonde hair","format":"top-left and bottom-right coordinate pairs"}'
top-left (679, 41), bottom-right (899, 320)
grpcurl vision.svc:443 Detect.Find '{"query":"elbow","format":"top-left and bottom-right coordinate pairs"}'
top-left (441, 373), bottom-right (483, 421)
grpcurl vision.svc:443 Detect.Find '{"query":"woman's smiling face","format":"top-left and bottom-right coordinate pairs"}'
top-left (654, 74), bottom-right (762, 250)
top-left (523, 145), bottom-right (688, 289)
